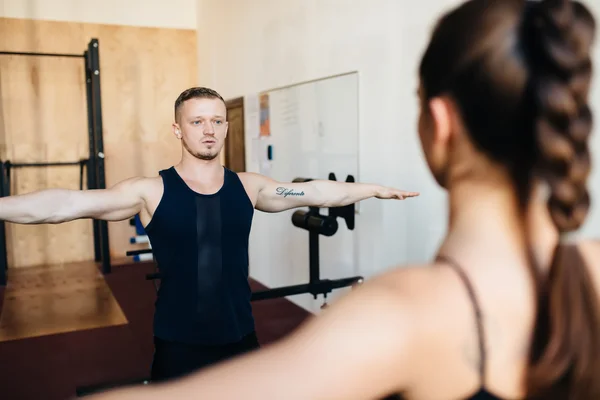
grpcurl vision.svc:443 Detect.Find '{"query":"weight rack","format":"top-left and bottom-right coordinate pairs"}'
top-left (0, 38), bottom-right (110, 286)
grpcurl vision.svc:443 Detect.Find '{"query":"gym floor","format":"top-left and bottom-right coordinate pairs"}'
top-left (0, 261), bottom-right (311, 400)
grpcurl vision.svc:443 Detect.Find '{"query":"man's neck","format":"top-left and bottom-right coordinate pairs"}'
top-left (176, 154), bottom-right (223, 181)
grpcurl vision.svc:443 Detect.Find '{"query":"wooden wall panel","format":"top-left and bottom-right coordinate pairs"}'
top-left (0, 18), bottom-right (197, 268)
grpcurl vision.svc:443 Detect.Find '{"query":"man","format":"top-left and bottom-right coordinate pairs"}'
top-left (0, 87), bottom-right (419, 382)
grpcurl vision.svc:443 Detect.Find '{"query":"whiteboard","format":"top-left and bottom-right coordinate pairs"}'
top-left (244, 72), bottom-right (359, 313)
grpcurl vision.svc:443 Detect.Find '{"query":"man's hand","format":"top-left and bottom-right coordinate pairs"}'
top-left (374, 187), bottom-right (420, 200)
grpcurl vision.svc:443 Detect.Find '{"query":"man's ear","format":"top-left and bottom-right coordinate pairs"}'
top-left (172, 123), bottom-right (182, 139)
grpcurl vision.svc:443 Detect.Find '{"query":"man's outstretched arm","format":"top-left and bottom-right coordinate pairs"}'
top-left (0, 177), bottom-right (148, 224)
top-left (241, 172), bottom-right (419, 213)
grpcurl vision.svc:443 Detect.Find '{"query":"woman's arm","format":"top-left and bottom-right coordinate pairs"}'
top-left (87, 275), bottom-right (421, 400)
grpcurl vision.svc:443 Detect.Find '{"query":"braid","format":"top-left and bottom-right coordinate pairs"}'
top-left (528, 0), bottom-right (594, 232)
top-left (523, 1), bottom-right (599, 398)
top-left (418, 0), bottom-right (598, 395)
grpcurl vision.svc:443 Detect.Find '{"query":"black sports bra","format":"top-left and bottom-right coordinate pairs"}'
top-left (382, 255), bottom-right (505, 400)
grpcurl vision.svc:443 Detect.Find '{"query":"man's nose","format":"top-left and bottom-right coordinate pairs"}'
top-left (203, 124), bottom-right (215, 134)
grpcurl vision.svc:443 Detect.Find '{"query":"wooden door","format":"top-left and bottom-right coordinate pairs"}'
top-left (224, 97), bottom-right (246, 172)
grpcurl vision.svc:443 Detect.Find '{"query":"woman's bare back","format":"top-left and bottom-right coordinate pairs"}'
top-left (388, 240), bottom-right (600, 400)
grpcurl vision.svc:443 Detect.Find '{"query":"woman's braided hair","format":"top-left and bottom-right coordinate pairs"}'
top-left (419, 0), bottom-right (599, 398)
top-left (523, 1), bottom-right (599, 398)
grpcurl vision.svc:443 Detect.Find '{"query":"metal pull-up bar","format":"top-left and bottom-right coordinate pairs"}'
top-left (3, 159), bottom-right (90, 191)
top-left (7, 160), bottom-right (88, 168)
top-left (0, 51), bottom-right (85, 58)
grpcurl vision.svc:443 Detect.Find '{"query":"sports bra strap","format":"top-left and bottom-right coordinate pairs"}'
top-left (436, 254), bottom-right (487, 386)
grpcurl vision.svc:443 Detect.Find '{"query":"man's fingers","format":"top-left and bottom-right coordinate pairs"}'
top-left (399, 191), bottom-right (419, 197)
top-left (381, 189), bottom-right (420, 200)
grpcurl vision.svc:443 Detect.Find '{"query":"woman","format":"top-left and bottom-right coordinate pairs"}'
top-left (89, 0), bottom-right (600, 398)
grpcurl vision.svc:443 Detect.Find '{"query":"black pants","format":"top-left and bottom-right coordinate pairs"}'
top-left (150, 331), bottom-right (261, 382)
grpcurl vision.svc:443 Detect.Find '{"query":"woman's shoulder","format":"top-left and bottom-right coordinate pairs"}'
top-left (574, 238), bottom-right (600, 287)
top-left (577, 238), bottom-right (600, 259)
top-left (279, 263), bottom-right (477, 396)
top-left (324, 262), bottom-right (472, 346)
top-left (271, 263), bottom-right (461, 398)
top-left (364, 261), bottom-right (469, 301)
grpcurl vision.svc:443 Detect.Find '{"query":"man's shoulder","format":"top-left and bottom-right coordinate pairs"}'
top-left (120, 174), bottom-right (163, 187)
top-left (237, 171), bottom-right (271, 190)
top-left (237, 171), bottom-right (264, 181)
top-left (112, 174), bottom-right (164, 198)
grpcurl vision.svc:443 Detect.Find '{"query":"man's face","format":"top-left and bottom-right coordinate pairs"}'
top-left (173, 97), bottom-right (228, 161)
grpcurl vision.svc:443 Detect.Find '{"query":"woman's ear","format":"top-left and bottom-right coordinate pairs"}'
top-left (428, 97), bottom-right (453, 147)
top-left (422, 96), bottom-right (461, 188)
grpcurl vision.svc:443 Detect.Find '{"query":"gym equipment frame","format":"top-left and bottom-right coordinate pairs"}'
top-left (0, 38), bottom-right (111, 286)
top-left (250, 173), bottom-right (364, 303)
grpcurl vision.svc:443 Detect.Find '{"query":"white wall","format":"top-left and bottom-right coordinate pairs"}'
top-left (196, 0), bottom-right (600, 310)
top-left (0, 0), bottom-right (197, 29)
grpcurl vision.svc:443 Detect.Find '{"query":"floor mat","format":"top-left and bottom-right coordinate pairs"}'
top-left (0, 261), bottom-right (128, 342)
top-left (0, 262), bottom-right (311, 400)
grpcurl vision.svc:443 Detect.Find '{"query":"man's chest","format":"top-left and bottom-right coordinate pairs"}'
top-left (156, 196), bottom-right (253, 242)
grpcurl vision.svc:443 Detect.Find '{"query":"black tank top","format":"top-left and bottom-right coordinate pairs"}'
top-left (383, 255), bottom-right (503, 400)
top-left (144, 166), bottom-right (255, 345)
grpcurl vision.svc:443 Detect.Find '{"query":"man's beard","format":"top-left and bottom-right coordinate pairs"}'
top-left (183, 139), bottom-right (218, 161)
top-left (194, 151), bottom-right (218, 161)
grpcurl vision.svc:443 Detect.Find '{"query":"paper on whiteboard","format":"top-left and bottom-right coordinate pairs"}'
top-left (259, 93), bottom-right (271, 137)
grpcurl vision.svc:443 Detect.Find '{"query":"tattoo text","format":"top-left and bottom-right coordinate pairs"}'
top-left (276, 187), bottom-right (305, 197)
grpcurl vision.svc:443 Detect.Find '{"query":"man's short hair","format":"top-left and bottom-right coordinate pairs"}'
top-left (174, 87), bottom-right (226, 121)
